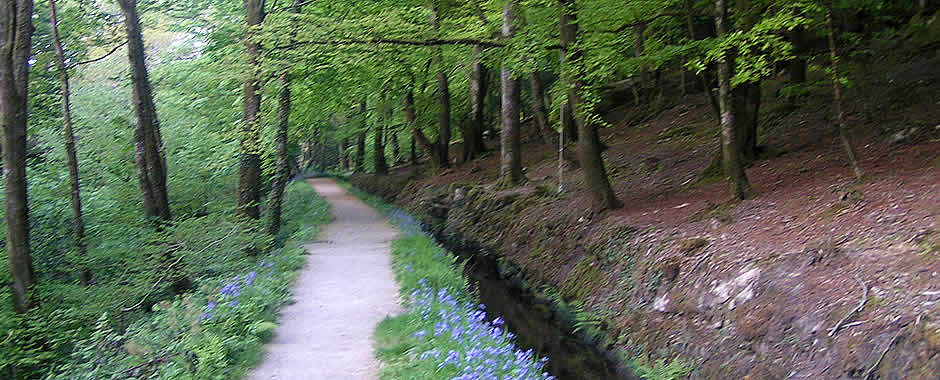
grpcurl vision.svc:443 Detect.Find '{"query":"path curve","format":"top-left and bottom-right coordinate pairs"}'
top-left (247, 178), bottom-right (401, 379)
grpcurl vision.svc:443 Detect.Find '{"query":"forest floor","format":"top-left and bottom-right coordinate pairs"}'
top-left (352, 42), bottom-right (939, 378)
top-left (246, 179), bottom-right (401, 380)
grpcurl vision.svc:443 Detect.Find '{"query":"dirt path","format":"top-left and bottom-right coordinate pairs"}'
top-left (246, 178), bottom-right (401, 380)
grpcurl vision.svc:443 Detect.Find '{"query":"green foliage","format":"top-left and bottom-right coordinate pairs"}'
top-left (634, 356), bottom-right (693, 380)
top-left (44, 181), bottom-right (328, 380)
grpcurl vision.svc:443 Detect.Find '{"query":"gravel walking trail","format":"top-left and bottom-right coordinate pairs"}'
top-left (246, 178), bottom-right (401, 379)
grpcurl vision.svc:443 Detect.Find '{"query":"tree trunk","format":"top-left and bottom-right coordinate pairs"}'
top-left (826, 3), bottom-right (863, 181)
top-left (374, 95), bottom-right (388, 175)
top-left (528, 73), bottom-right (553, 145)
top-left (558, 0), bottom-right (621, 211)
top-left (338, 138), bottom-right (347, 171)
top-left (49, 0), bottom-right (90, 285)
top-left (410, 135), bottom-right (417, 165)
top-left (119, 0), bottom-right (171, 221)
top-left (429, 3), bottom-right (451, 168)
top-left (683, 0), bottom-right (721, 122)
top-left (733, 81), bottom-right (760, 162)
top-left (356, 99), bottom-right (367, 172)
top-left (267, 70), bottom-right (290, 236)
top-left (266, 0), bottom-right (301, 236)
top-left (464, 45), bottom-right (487, 163)
top-left (404, 88), bottom-right (441, 168)
top-left (1, 0), bottom-right (37, 313)
top-left (236, 0), bottom-right (265, 220)
top-left (715, 0), bottom-right (754, 200)
top-left (500, 0), bottom-right (522, 184)
top-left (391, 129), bottom-right (401, 165)
top-left (788, 25), bottom-right (807, 83)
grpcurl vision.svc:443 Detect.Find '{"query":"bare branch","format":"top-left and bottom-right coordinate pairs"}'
top-left (68, 41), bottom-right (128, 69)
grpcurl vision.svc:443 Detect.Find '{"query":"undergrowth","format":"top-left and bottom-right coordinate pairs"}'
top-left (1, 181), bottom-right (329, 379)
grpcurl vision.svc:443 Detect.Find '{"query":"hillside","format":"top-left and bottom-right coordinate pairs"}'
top-left (351, 32), bottom-right (939, 379)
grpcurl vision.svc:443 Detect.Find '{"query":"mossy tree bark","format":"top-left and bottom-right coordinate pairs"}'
top-left (236, 0), bottom-right (266, 220)
top-left (715, 0), bottom-right (755, 200)
top-left (559, 0), bottom-right (621, 211)
top-left (49, 0), bottom-right (90, 285)
top-left (500, 0), bottom-right (522, 185)
top-left (1, 0), bottom-right (37, 313)
top-left (119, 0), bottom-right (172, 221)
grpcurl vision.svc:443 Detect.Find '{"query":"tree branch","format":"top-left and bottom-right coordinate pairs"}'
top-left (274, 37), bottom-right (508, 50)
top-left (596, 12), bottom-right (683, 34)
top-left (67, 41), bottom-right (128, 69)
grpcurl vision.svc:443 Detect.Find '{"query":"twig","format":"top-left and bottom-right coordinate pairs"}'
top-left (864, 330), bottom-right (901, 380)
top-left (0, 331), bottom-right (12, 345)
top-left (828, 274), bottom-right (868, 337)
top-left (67, 41), bottom-right (128, 69)
top-left (121, 225), bottom-right (239, 312)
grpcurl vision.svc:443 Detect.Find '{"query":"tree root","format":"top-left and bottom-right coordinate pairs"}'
top-left (864, 330), bottom-right (901, 380)
top-left (827, 274), bottom-right (868, 337)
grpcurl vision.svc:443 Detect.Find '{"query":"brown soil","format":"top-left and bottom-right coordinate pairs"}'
top-left (352, 43), bottom-right (939, 378)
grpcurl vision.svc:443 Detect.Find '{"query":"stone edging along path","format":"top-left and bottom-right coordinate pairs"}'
top-left (246, 178), bottom-right (401, 379)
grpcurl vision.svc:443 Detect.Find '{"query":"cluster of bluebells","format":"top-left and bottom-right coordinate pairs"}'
top-left (199, 258), bottom-right (276, 322)
top-left (408, 280), bottom-right (554, 380)
top-left (388, 209), bottom-right (425, 236)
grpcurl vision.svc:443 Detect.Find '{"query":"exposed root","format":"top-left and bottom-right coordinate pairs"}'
top-left (864, 330), bottom-right (901, 380)
top-left (827, 274), bottom-right (868, 337)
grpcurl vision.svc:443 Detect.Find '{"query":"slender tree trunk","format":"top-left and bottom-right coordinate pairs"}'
top-left (356, 132), bottom-right (366, 171)
top-left (633, 22), bottom-right (649, 86)
top-left (49, 0), bottom-right (89, 285)
top-left (333, 139), bottom-right (341, 170)
top-left (374, 94), bottom-right (388, 175)
top-left (464, 45), bottom-right (487, 162)
top-left (826, 3), bottom-right (863, 181)
top-left (528, 73), bottom-right (553, 145)
top-left (500, 0), bottom-right (522, 184)
top-left (559, 0), bottom-right (621, 211)
top-left (391, 129), bottom-right (401, 165)
top-left (266, 0), bottom-right (301, 236)
top-left (237, 0), bottom-right (265, 219)
top-left (683, 0), bottom-right (721, 121)
top-left (119, 0), bottom-right (171, 221)
top-left (356, 99), bottom-right (367, 172)
top-left (404, 88), bottom-right (441, 168)
top-left (788, 25), bottom-right (807, 83)
top-left (715, 0), bottom-right (754, 200)
top-left (429, 3), bottom-right (451, 168)
top-left (267, 71), bottom-right (290, 236)
top-left (1, 0), bottom-right (37, 313)
top-left (410, 135), bottom-right (417, 165)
